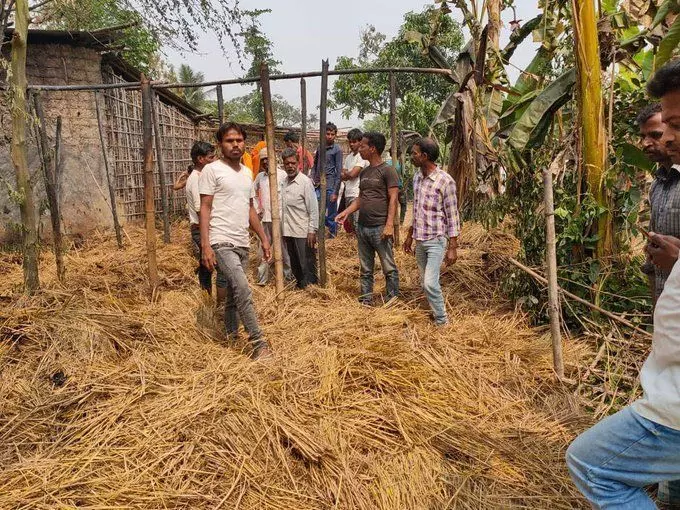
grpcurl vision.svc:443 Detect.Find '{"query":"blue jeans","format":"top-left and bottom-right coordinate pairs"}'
top-left (566, 406), bottom-right (680, 509)
top-left (212, 243), bottom-right (264, 346)
top-left (356, 224), bottom-right (399, 303)
top-left (315, 187), bottom-right (338, 238)
top-left (415, 237), bottom-right (448, 324)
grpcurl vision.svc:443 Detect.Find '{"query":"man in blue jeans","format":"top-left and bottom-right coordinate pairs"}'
top-left (566, 60), bottom-right (680, 509)
top-left (335, 132), bottom-right (399, 305)
top-left (312, 122), bottom-right (344, 238)
top-left (403, 138), bottom-right (460, 326)
top-left (199, 122), bottom-right (273, 360)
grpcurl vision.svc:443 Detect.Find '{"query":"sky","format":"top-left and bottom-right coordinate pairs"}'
top-left (166, 1), bottom-right (542, 129)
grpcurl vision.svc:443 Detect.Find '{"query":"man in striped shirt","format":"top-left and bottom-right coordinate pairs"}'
top-left (403, 138), bottom-right (461, 326)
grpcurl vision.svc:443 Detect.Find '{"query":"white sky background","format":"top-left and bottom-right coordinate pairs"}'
top-left (165, 1), bottom-right (541, 129)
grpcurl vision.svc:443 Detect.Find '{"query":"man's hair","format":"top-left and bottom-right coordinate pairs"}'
top-left (326, 122), bottom-right (338, 133)
top-left (414, 137), bottom-right (440, 162)
top-left (636, 103), bottom-right (663, 127)
top-left (283, 130), bottom-right (299, 143)
top-left (347, 128), bottom-right (363, 142)
top-left (648, 60), bottom-right (680, 98)
top-left (362, 131), bottom-right (387, 154)
top-left (216, 122), bottom-right (247, 142)
top-left (281, 147), bottom-right (298, 160)
top-left (190, 141), bottom-right (215, 165)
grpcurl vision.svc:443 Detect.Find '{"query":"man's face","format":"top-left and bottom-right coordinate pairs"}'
top-left (260, 158), bottom-right (268, 173)
top-left (661, 90), bottom-right (680, 164)
top-left (326, 129), bottom-right (337, 145)
top-left (640, 112), bottom-right (668, 163)
top-left (197, 152), bottom-right (216, 168)
top-left (348, 138), bottom-right (361, 154)
top-left (219, 129), bottom-right (245, 162)
top-left (411, 144), bottom-right (426, 168)
top-left (283, 156), bottom-right (299, 178)
top-left (358, 137), bottom-right (372, 160)
top-left (285, 140), bottom-right (295, 149)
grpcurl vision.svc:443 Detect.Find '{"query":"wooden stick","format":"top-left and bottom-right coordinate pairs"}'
top-left (389, 72), bottom-right (400, 247)
top-left (151, 92), bottom-right (171, 244)
top-left (32, 91), bottom-right (65, 282)
top-left (318, 60), bottom-right (329, 287)
top-left (259, 62), bottom-right (285, 298)
top-left (94, 91), bottom-right (123, 248)
top-left (141, 74), bottom-right (159, 297)
top-left (507, 257), bottom-right (652, 338)
top-left (300, 78), bottom-right (308, 175)
top-left (543, 168), bottom-right (564, 378)
top-left (216, 85), bottom-right (224, 125)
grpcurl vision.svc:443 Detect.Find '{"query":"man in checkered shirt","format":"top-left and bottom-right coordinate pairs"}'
top-left (403, 137), bottom-right (461, 326)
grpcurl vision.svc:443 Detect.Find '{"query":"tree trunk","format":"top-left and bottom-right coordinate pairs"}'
top-left (572, 0), bottom-right (612, 258)
top-left (11, 0), bottom-right (39, 293)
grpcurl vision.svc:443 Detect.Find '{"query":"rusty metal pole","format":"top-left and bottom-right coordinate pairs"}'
top-left (318, 60), bottom-right (329, 287)
top-left (151, 92), bottom-right (170, 244)
top-left (259, 62), bottom-right (285, 297)
top-left (216, 85), bottom-right (224, 125)
top-left (141, 74), bottom-right (159, 297)
top-left (300, 78), bottom-right (308, 175)
top-left (389, 72), bottom-right (400, 246)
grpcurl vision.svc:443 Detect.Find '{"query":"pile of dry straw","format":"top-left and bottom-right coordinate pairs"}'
top-left (0, 222), bottom-right (593, 509)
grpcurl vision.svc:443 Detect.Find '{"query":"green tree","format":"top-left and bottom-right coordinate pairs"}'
top-left (331, 7), bottom-right (463, 135)
top-left (173, 64), bottom-right (206, 109)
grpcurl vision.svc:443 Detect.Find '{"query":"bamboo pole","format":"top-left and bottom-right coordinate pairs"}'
top-left (389, 72), bottom-right (400, 246)
top-left (141, 74), bottom-right (159, 296)
top-left (259, 62), bottom-right (285, 297)
top-left (151, 92), bottom-right (171, 244)
top-left (543, 168), bottom-right (564, 378)
top-left (300, 78), bottom-right (308, 175)
top-left (216, 85), bottom-right (224, 125)
top-left (94, 91), bottom-right (123, 248)
top-left (32, 91), bottom-right (65, 282)
top-left (318, 60), bottom-right (329, 287)
top-left (10, 0), bottom-right (39, 293)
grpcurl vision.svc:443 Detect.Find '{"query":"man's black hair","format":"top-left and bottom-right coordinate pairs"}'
top-left (347, 128), bottom-right (363, 142)
top-left (648, 60), bottom-right (680, 98)
top-left (216, 122), bottom-right (247, 142)
top-left (362, 131), bottom-right (387, 154)
top-left (284, 130), bottom-right (299, 143)
top-left (636, 103), bottom-right (663, 127)
top-left (190, 141), bottom-right (215, 165)
top-left (414, 137), bottom-right (440, 163)
top-left (326, 122), bottom-right (338, 133)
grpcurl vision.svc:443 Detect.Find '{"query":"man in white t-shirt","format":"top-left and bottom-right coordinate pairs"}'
top-left (566, 60), bottom-right (680, 508)
top-left (253, 147), bottom-right (292, 285)
top-left (199, 122), bottom-right (272, 360)
top-left (341, 128), bottom-right (369, 233)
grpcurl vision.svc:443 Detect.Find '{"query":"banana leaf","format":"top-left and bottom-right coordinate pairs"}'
top-left (655, 10), bottom-right (680, 70)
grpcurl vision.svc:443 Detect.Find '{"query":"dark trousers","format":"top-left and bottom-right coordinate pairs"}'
top-left (284, 236), bottom-right (318, 289)
top-left (191, 226), bottom-right (226, 292)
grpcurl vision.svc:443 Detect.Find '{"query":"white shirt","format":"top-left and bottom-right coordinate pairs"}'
top-left (633, 258), bottom-right (680, 430)
top-left (185, 169), bottom-right (201, 225)
top-left (198, 160), bottom-right (253, 248)
top-left (253, 168), bottom-right (287, 223)
top-left (343, 151), bottom-right (369, 198)
top-left (282, 171), bottom-right (318, 238)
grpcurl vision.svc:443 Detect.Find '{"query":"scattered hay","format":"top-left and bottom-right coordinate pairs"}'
top-left (0, 222), bottom-right (592, 509)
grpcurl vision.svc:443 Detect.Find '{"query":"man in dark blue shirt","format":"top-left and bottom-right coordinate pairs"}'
top-left (312, 122), bottom-right (344, 238)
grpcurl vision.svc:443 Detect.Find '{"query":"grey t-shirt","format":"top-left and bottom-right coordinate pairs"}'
top-left (358, 162), bottom-right (399, 228)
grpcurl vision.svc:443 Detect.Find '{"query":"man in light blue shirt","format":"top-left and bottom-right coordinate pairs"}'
top-left (312, 122), bottom-right (344, 238)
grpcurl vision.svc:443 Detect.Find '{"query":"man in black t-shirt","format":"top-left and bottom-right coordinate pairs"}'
top-left (336, 132), bottom-right (400, 304)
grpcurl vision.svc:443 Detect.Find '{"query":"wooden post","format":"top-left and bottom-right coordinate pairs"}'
top-left (33, 91), bottom-right (65, 282)
top-left (399, 130), bottom-right (407, 224)
top-left (216, 85), bottom-right (224, 125)
top-left (94, 91), bottom-right (123, 248)
top-left (141, 75), bottom-right (159, 296)
top-left (543, 168), bottom-right (564, 378)
top-left (259, 62), bottom-right (285, 297)
top-left (389, 72), bottom-right (400, 246)
top-left (11, 0), bottom-right (39, 293)
top-left (151, 92), bottom-right (171, 244)
top-left (300, 78), bottom-right (308, 175)
top-left (318, 60), bottom-right (329, 287)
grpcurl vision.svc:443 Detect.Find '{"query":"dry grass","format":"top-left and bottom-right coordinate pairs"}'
top-left (0, 221), bottom-right (594, 509)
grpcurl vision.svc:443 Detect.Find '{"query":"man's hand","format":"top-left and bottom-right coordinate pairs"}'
top-left (261, 241), bottom-right (272, 263)
top-left (330, 193), bottom-right (337, 203)
top-left (382, 224), bottom-right (394, 241)
top-left (335, 210), bottom-right (348, 224)
top-left (202, 245), bottom-right (217, 271)
top-left (307, 232), bottom-right (317, 248)
top-left (647, 233), bottom-right (680, 272)
top-left (445, 246), bottom-right (458, 266)
top-left (403, 236), bottom-right (414, 254)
